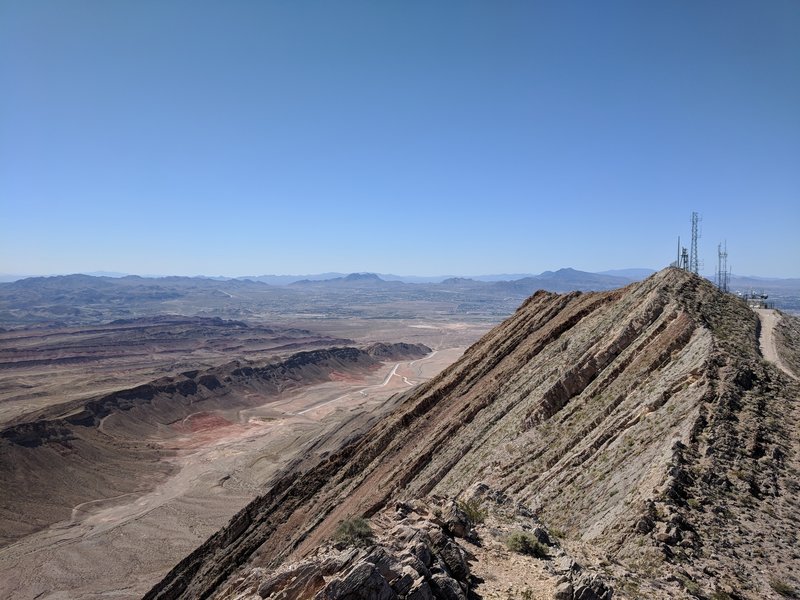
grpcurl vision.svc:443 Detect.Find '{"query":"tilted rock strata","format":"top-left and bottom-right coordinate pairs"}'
top-left (147, 269), bottom-right (800, 599)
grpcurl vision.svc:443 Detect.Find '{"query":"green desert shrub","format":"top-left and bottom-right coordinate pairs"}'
top-left (680, 576), bottom-right (702, 597)
top-left (457, 499), bottom-right (486, 524)
top-left (769, 578), bottom-right (796, 598)
top-left (333, 517), bottom-right (375, 548)
top-left (506, 531), bottom-right (548, 559)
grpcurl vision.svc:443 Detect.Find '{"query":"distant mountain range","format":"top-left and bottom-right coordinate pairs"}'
top-left (235, 268), bottom-right (658, 286)
top-left (1, 269), bottom-right (657, 285)
top-left (290, 272), bottom-right (396, 286)
top-left (0, 268), bottom-right (651, 328)
top-left (2, 268), bottom-right (798, 327)
top-left (4, 268), bottom-right (799, 287)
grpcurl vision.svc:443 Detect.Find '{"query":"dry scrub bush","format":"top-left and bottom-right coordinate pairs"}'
top-left (457, 499), bottom-right (486, 524)
top-left (769, 578), bottom-right (796, 598)
top-left (333, 517), bottom-right (375, 548)
top-left (506, 531), bottom-right (548, 559)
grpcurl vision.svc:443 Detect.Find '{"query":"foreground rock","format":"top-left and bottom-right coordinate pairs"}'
top-left (217, 499), bottom-right (477, 600)
top-left (219, 491), bottom-right (613, 600)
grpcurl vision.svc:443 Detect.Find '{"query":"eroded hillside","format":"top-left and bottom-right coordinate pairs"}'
top-left (147, 268), bottom-right (800, 600)
top-left (0, 343), bottom-right (430, 546)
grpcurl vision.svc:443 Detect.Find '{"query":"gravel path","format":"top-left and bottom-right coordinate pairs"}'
top-left (756, 309), bottom-right (797, 379)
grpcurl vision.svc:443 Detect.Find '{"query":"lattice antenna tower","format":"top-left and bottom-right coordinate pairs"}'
top-left (674, 236), bottom-right (690, 270)
top-left (715, 241), bottom-right (731, 292)
top-left (720, 242), bottom-right (729, 292)
top-left (689, 212), bottom-right (701, 274)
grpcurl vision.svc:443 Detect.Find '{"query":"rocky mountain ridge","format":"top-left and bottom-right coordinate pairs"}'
top-left (145, 268), bottom-right (800, 599)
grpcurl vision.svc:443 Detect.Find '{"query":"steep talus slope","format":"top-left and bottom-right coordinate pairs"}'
top-left (146, 269), bottom-right (800, 600)
top-left (0, 343), bottom-right (428, 545)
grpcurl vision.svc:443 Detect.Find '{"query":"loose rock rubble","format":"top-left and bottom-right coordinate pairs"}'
top-left (219, 485), bottom-right (614, 600)
top-left (219, 498), bottom-right (478, 600)
top-left (460, 483), bottom-right (613, 600)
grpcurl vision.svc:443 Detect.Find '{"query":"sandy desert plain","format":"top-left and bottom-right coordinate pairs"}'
top-left (0, 308), bottom-right (491, 599)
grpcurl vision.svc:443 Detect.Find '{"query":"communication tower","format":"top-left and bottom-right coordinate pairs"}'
top-left (689, 212), bottom-right (701, 275)
top-left (672, 236), bottom-right (690, 270)
top-left (716, 242), bottom-right (730, 292)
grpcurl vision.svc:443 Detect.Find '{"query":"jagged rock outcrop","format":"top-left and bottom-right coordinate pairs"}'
top-left (215, 489), bottom-right (615, 600)
top-left (216, 499), bottom-right (477, 600)
top-left (146, 269), bottom-right (800, 599)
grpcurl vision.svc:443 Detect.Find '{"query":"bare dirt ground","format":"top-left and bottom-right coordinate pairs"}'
top-left (755, 309), bottom-right (797, 379)
top-left (464, 533), bottom-right (557, 600)
top-left (284, 317), bottom-right (491, 351)
top-left (0, 347), bottom-right (463, 600)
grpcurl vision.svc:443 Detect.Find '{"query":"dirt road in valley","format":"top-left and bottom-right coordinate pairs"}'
top-left (295, 352), bottom-right (439, 416)
top-left (0, 348), bottom-right (463, 600)
top-left (756, 309), bottom-right (796, 379)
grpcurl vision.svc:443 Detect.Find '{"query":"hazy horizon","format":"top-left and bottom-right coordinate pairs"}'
top-left (2, 266), bottom-right (798, 284)
top-left (0, 267), bottom-right (651, 281)
top-left (2, 2), bottom-right (798, 277)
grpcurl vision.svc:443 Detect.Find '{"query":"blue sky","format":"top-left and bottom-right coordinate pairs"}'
top-left (2, 1), bottom-right (798, 277)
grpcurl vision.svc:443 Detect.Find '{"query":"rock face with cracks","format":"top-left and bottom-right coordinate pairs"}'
top-left (219, 498), bottom-right (477, 600)
top-left (147, 269), bottom-right (800, 600)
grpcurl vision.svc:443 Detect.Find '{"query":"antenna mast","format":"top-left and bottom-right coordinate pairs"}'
top-left (689, 211), bottom-right (700, 275)
top-left (715, 241), bottom-right (730, 292)
top-left (721, 242), bottom-right (729, 292)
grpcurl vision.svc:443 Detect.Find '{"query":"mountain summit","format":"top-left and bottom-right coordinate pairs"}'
top-left (147, 268), bottom-right (800, 600)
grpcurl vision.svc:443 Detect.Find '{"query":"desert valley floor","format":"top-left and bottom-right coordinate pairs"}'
top-left (0, 315), bottom-right (489, 599)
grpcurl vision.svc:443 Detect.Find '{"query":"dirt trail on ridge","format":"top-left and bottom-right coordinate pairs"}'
top-left (756, 309), bottom-right (797, 379)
